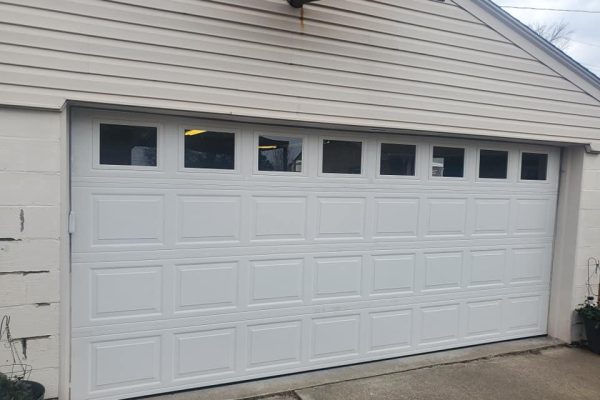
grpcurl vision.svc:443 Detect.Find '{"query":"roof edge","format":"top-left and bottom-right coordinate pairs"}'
top-left (455, 0), bottom-right (600, 102)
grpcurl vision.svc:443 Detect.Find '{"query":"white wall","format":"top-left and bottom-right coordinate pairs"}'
top-left (0, 107), bottom-right (64, 398)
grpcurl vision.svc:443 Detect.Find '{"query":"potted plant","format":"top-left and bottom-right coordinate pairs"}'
top-left (576, 301), bottom-right (600, 354)
top-left (0, 372), bottom-right (45, 400)
top-left (0, 316), bottom-right (45, 400)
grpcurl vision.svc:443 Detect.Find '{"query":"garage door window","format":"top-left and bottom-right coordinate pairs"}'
top-left (322, 139), bottom-right (362, 174)
top-left (479, 149), bottom-right (508, 179)
top-left (258, 135), bottom-right (303, 172)
top-left (184, 130), bottom-right (235, 170)
top-left (432, 146), bottom-right (464, 177)
top-left (380, 143), bottom-right (416, 176)
top-left (521, 152), bottom-right (548, 181)
top-left (99, 123), bottom-right (157, 166)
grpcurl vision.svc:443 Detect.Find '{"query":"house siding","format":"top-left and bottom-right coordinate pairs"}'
top-left (1, 0), bottom-right (600, 142)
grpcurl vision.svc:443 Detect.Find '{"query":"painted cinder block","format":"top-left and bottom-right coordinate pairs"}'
top-left (0, 270), bottom-right (60, 307)
top-left (0, 239), bottom-right (59, 273)
top-left (0, 138), bottom-right (60, 173)
top-left (0, 172), bottom-right (60, 206)
top-left (0, 109), bottom-right (61, 140)
top-left (0, 206), bottom-right (60, 239)
top-left (0, 303), bottom-right (59, 338)
top-left (579, 189), bottom-right (600, 210)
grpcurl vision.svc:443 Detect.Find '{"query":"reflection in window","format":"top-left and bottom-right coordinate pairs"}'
top-left (184, 130), bottom-right (235, 170)
top-left (432, 146), bottom-right (464, 177)
top-left (521, 152), bottom-right (548, 180)
top-left (479, 149), bottom-right (508, 179)
top-left (380, 143), bottom-right (416, 176)
top-left (99, 123), bottom-right (157, 166)
top-left (258, 136), bottom-right (303, 172)
top-left (322, 139), bottom-right (362, 174)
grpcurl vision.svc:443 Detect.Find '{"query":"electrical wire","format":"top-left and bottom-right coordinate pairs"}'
top-left (501, 6), bottom-right (600, 14)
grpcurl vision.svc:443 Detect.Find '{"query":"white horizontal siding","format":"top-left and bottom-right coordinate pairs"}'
top-left (1, 0), bottom-right (600, 142)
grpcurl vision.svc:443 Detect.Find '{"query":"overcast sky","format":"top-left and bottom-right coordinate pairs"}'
top-left (492, 0), bottom-right (600, 77)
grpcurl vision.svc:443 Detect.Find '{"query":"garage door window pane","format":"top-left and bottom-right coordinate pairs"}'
top-left (521, 152), bottom-right (548, 180)
top-left (479, 149), bottom-right (508, 179)
top-left (380, 143), bottom-right (416, 176)
top-left (322, 139), bottom-right (362, 174)
top-left (99, 124), bottom-right (157, 166)
top-left (184, 130), bottom-right (235, 170)
top-left (258, 136), bottom-right (303, 172)
top-left (432, 146), bottom-right (464, 177)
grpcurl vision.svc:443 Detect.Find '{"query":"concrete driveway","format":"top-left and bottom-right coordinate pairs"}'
top-left (294, 346), bottom-right (600, 400)
top-left (143, 338), bottom-right (600, 400)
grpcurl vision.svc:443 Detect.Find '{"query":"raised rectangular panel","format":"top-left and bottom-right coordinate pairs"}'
top-left (94, 195), bottom-right (163, 244)
top-left (466, 300), bottom-right (502, 338)
top-left (511, 247), bottom-right (545, 284)
top-left (368, 310), bottom-right (412, 352)
top-left (473, 199), bottom-right (510, 235)
top-left (468, 250), bottom-right (506, 287)
top-left (252, 197), bottom-right (306, 240)
top-left (423, 252), bottom-right (463, 291)
top-left (92, 336), bottom-right (161, 390)
top-left (371, 254), bottom-right (415, 295)
top-left (92, 266), bottom-right (162, 319)
top-left (426, 198), bottom-right (467, 236)
top-left (515, 199), bottom-right (548, 235)
top-left (176, 262), bottom-right (238, 311)
top-left (507, 296), bottom-right (541, 332)
top-left (314, 257), bottom-right (362, 299)
top-left (419, 305), bottom-right (459, 345)
top-left (373, 198), bottom-right (418, 238)
top-left (317, 198), bottom-right (365, 238)
top-left (250, 259), bottom-right (303, 305)
top-left (247, 321), bottom-right (302, 369)
top-left (311, 316), bottom-right (360, 360)
top-left (178, 196), bottom-right (241, 242)
top-left (174, 329), bottom-right (235, 378)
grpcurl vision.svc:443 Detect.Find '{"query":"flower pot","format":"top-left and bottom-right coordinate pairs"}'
top-left (582, 316), bottom-right (600, 354)
top-left (25, 381), bottom-right (45, 400)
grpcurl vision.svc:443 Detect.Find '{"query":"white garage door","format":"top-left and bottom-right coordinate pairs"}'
top-left (70, 109), bottom-right (559, 400)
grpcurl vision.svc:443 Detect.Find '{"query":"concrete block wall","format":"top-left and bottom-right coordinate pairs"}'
top-left (574, 151), bottom-right (600, 338)
top-left (0, 107), bottom-right (63, 398)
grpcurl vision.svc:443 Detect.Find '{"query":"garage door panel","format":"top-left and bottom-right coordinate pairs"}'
top-left (248, 259), bottom-right (305, 306)
top-left (71, 111), bottom-right (558, 399)
top-left (472, 198), bottom-right (511, 236)
top-left (373, 197), bottom-right (419, 238)
top-left (316, 197), bottom-right (366, 239)
top-left (72, 191), bottom-right (556, 253)
top-left (177, 195), bottom-right (242, 243)
top-left (370, 254), bottom-right (416, 295)
top-left (72, 243), bottom-right (550, 328)
top-left (251, 196), bottom-right (308, 241)
top-left (175, 262), bottom-right (239, 312)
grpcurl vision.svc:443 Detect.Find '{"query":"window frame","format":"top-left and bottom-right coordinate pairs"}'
top-left (476, 147), bottom-right (511, 182)
top-left (318, 135), bottom-right (367, 178)
top-left (178, 123), bottom-right (241, 174)
top-left (429, 144), bottom-right (467, 181)
top-left (253, 131), bottom-right (307, 176)
top-left (376, 139), bottom-right (420, 180)
top-left (92, 118), bottom-right (163, 171)
top-left (518, 150), bottom-right (550, 183)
